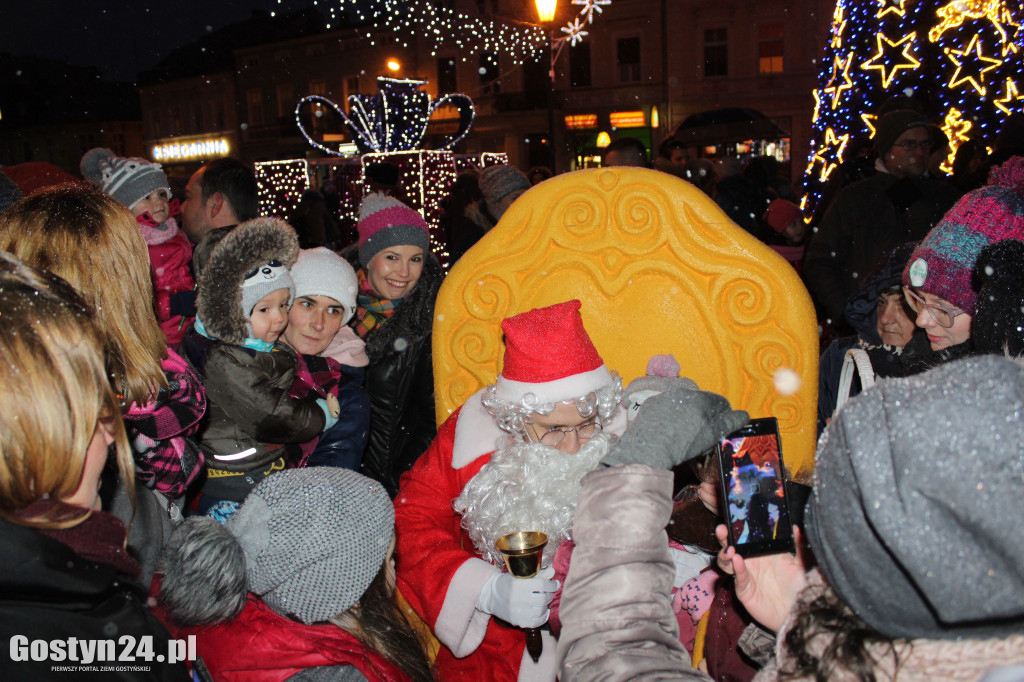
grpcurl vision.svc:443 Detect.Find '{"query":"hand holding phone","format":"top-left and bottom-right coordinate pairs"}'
top-left (716, 417), bottom-right (795, 557)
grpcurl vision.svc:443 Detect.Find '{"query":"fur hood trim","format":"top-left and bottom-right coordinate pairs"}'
top-left (158, 517), bottom-right (247, 627)
top-left (197, 218), bottom-right (299, 345)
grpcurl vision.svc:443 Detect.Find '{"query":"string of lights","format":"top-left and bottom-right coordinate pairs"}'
top-left (803, 0), bottom-right (1023, 221)
top-left (284, 0), bottom-right (614, 64)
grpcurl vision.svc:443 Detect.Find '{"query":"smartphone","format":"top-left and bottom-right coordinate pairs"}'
top-left (716, 417), bottom-right (795, 557)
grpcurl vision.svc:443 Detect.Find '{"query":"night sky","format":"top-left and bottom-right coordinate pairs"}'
top-left (1, 0), bottom-right (313, 81)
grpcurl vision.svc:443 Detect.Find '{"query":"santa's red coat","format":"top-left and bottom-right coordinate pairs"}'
top-left (395, 406), bottom-right (558, 682)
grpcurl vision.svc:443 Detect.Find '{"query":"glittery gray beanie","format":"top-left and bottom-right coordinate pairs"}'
top-left (479, 164), bottom-right (530, 219)
top-left (229, 468), bottom-right (393, 624)
top-left (158, 468), bottom-right (394, 627)
top-left (80, 147), bottom-right (170, 211)
top-left (807, 354), bottom-right (1024, 640)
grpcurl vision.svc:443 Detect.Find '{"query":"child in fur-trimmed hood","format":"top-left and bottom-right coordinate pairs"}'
top-left (187, 217), bottom-right (339, 511)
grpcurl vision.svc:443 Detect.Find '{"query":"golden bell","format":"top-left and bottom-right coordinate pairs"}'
top-left (495, 531), bottom-right (548, 578)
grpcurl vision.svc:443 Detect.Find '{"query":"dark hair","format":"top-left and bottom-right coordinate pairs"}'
top-left (200, 158), bottom-right (259, 222)
top-left (658, 137), bottom-right (686, 159)
top-left (780, 578), bottom-right (898, 682)
top-left (603, 137), bottom-right (649, 166)
top-left (334, 563), bottom-right (434, 682)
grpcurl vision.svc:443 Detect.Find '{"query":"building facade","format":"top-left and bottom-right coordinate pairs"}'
top-left (139, 0), bottom-right (833, 184)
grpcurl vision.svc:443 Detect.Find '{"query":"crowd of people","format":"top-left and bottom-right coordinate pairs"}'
top-left (1, 115), bottom-right (1023, 682)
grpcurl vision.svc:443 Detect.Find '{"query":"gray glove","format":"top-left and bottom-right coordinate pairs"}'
top-left (602, 385), bottom-right (749, 469)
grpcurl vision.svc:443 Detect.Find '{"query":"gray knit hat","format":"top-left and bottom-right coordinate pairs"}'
top-left (240, 259), bottom-right (294, 319)
top-left (80, 147), bottom-right (170, 211)
top-left (228, 468), bottom-right (394, 624)
top-left (807, 355), bottom-right (1024, 640)
top-left (356, 192), bottom-right (430, 265)
top-left (479, 164), bottom-right (530, 219)
top-left (291, 247), bottom-right (358, 325)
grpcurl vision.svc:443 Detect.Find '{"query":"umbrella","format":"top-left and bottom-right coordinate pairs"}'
top-left (672, 107), bottom-right (787, 146)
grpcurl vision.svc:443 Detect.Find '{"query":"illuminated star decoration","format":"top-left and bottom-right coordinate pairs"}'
top-left (875, 0), bottom-right (908, 19)
top-left (811, 89), bottom-right (822, 124)
top-left (945, 34), bottom-right (1003, 96)
top-left (940, 108), bottom-right (974, 174)
top-left (811, 128), bottom-right (850, 183)
top-left (572, 0), bottom-right (611, 24)
top-left (861, 32), bottom-right (921, 88)
top-left (562, 17), bottom-right (590, 46)
top-left (861, 113), bottom-right (878, 139)
top-left (995, 77), bottom-right (1024, 115)
top-left (830, 4), bottom-right (847, 49)
top-left (1000, 7), bottom-right (1022, 55)
top-left (823, 52), bottom-right (854, 109)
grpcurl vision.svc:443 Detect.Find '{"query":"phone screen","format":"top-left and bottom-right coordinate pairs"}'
top-left (716, 417), bottom-right (795, 557)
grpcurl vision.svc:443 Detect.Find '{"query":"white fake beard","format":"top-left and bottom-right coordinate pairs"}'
top-left (453, 432), bottom-right (612, 567)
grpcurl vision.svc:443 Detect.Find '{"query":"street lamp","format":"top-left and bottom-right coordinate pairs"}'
top-left (534, 0), bottom-right (560, 173)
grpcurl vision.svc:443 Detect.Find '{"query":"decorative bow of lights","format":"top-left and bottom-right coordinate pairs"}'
top-left (295, 78), bottom-right (475, 156)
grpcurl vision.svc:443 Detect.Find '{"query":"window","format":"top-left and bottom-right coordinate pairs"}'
top-left (617, 37), bottom-right (640, 83)
top-left (346, 76), bottom-right (360, 98)
top-left (704, 28), bottom-right (728, 77)
top-left (480, 52), bottom-right (500, 95)
top-left (247, 88), bottom-right (265, 127)
top-left (306, 43), bottom-right (324, 58)
top-left (309, 80), bottom-right (327, 96)
top-left (759, 24), bottom-right (784, 73)
top-left (570, 41), bottom-right (592, 88)
top-left (277, 84), bottom-right (295, 119)
top-left (437, 58), bottom-right (458, 94)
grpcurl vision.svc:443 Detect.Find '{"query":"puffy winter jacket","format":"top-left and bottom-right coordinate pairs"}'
top-left (343, 246), bottom-right (442, 496)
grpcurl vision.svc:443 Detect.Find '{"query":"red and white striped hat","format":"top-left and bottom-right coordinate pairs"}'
top-left (494, 299), bottom-right (613, 404)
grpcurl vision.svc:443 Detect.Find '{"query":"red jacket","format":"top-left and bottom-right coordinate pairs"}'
top-left (161, 594), bottom-right (411, 682)
top-left (147, 228), bottom-right (195, 347)
top-left (396, 406), bottom-right (550, 682)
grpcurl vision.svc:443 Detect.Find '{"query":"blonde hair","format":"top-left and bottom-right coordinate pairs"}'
top-left (0, 252), bottom-right (134, 529)
top-left (0, 184), bottom-right (167, 406)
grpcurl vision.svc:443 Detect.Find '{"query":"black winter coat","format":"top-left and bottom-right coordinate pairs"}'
top-left (343, 246), bottom-right (443, 496)
top-left (0, 516), bottom-right (185, 681)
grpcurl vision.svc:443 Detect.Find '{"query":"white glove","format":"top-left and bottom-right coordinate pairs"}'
top-left (475, 566), bottom-right (558, 628)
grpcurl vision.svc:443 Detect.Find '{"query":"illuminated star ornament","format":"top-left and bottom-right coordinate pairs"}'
top-left (939, 108), bottom-right (974, 174)
top-left (995, 77), bottom-right (1024, 115)
top-left (823, 52), bottom-right (854, 109)
top-left (572, 0), bottom-right (611, 24)
top-left (830, 4), bottom-right (847, 49)
top-left (861, 113), bottom-right (878, 138)
top-left (811, 128), bottom-right (850, 183)
top-left (945, 34), bottom-right (1003, 96)
top-left (875, 0), bottom-right (908, 19)
top-left (861, 32), bottom-right (921, 88)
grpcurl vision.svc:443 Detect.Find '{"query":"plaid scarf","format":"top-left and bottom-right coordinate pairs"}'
top-left (353, 268), bottom-right (401, 339)
top-left (286, 353), bottom-right (344, 466)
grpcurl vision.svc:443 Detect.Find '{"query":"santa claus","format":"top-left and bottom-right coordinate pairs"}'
top-left (394, 299), bottom-right (627, 681)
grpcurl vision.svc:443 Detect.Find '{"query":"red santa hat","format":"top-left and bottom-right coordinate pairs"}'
top-left (494, 299), bottom-right (614, 404)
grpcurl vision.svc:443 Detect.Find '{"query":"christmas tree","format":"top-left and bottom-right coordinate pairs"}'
top-left (802, 0), bottom-right (1023, 219)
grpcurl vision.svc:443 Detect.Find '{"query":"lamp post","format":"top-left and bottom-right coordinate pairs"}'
top-left (534, 0), bottom-right (559, 173)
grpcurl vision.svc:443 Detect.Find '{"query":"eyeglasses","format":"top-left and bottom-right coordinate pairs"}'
top-left (531, 420), bottom-right (602, 447)
top-left (903, 287), bottom-right (965, 328)
top-left (891, 140), bottom-right (933, 152)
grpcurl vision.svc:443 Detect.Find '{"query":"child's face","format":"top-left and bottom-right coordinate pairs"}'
top-left (249, 289), bottom-right (291, 344)
top-left (133, 189), bottom-right (170, 225)
top-left (783, 220), bottom-right (807, 244)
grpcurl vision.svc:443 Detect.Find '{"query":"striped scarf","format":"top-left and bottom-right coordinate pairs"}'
top-left (353, 268), bottom-right (401, 338)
